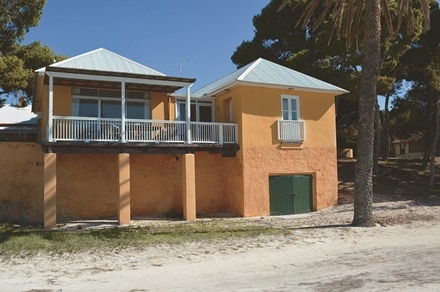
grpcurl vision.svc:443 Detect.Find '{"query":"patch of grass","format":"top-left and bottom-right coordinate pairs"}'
top-left (0, 220), bottom-right (286, 257)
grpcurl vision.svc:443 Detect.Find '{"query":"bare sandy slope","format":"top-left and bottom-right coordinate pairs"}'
top-left (1, 199), bottom-right (440, 292)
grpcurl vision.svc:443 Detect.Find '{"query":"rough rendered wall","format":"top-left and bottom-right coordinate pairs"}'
top-left (0, 143), bottom-right (43, 224)
top-left (194, 152), bottom-right (225, 215)
top-left (214, 92), bottom-right (245, 216)
top-left (130, 152), bottom-right (242, 218)
top-left (242, 146), bottom-right (338, 217)
top-left (221, 155), bottom-right (244, 216)
top-left (194, 152), bottom-right (243, 216)
top-left (56, 154), bottom-right (118, 221)
top-left (130, 154), bottom-right (182, 217)
top-left (215, 86), bottom-right (338, 217)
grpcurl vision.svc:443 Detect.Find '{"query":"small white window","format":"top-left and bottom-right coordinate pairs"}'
top-left (281, 95), bottom-right (299, 120)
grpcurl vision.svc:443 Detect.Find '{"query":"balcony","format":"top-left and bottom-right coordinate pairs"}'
top-left (50, 116), bottom-right (238, 145)
top-left (277, 120), bottom-right (305, 143)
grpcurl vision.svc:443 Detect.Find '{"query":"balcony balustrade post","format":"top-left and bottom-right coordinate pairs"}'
top-left (235, 124), bottom-right (239, 144)
top-left (121, 81), bottom-right (126, 143)
top-left (186, 85), bottom-right (192, 144)
top-left (219, 124), bottom-right (223, 145)
top-left (48, 74), bottom-right (54, 142)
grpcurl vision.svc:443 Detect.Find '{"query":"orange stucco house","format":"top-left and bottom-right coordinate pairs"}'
top-left (0, 48), bottom-right (347, 228)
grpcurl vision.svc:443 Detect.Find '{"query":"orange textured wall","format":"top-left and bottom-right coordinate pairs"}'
top-left (214, 91), bottom-right (245, 215)
top-left (151, 92), bottom-right (169, 120)
top-left (130, 154), bottom-right (182, 217)
top-left (130, 152), bottom-right (243, 217)
top-left (0, 143), bottom-right (44, 224)
top-left (35, 81), bottom-right (72, 141)
top-left (0, 146), bottom-right (244, 223)
top-left (213, 85), bottom-right (338, 216)
top-left (194, 152), bottom-right (225, 214)
top-left (168, 96), bottom-right (176, 120)
top-left (231, 86), bottom-right (337, 147)
top-left (56, 154), bottom-right (118, 220)
top-left (241, 146), bottom-right (338, 216)
top-left (221, 155), bottom-right (244, 215)
top-left (194, 152), bottom-right (244, 215)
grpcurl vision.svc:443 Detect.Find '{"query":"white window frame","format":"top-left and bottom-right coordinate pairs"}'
top-left (71, 88), bottom-right (151, 119)
top-left (175, 98), bottom-right (214, 122)
top-left (281, 95), bottom-right (300, 121)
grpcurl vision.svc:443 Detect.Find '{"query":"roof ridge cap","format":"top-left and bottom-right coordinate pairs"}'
top-left (103, 49), bottom-right (166, 76)
top-left (47, 48), bottom-right (166, 76)
top-left (49, 48), bottom-right (103, 67)
top-left (237, 58), bottom-right (263, 81)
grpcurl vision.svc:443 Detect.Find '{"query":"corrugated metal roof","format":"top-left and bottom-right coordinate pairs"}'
top-left (38, 48), bottom-right (166, 76)
top-left (194, 58), bottom-right (348, 96)
top-left (0, 105), bottom-right (37, 124)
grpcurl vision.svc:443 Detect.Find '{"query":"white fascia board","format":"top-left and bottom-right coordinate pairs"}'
top-left (171, 93), bottom-right (214, 101)
top-left (200, 81), bottom-right (240, 97)
top-left (45, 71), bottom-right (194, 88)
top-left (175, 96), bottom-right (214, 101)
top-left (170, 92), bottom-right (211, 99)
top-left (170, 92), bottom-right (203, 98)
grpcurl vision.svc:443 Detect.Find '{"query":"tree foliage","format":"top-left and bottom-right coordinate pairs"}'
top-left (0, 0), bottom-right (46, 52)
top-left (0, 0), bottom-right (64, 105)
top-left (283, 0), bottom-right (430, 226)
top-left (392, 5), bottom-right (440, 184)
top-left (233, 0), bottom-right (431, 226)
top-left (232, 0), bottom-right (431, 153)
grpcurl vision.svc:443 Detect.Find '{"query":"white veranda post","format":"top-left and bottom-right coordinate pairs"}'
top-left (186, 85), bottom-right (192, 144)
top-left (121, 81), bottom-right (126, 142)
top-left (48, 74), bottom-right (54, 142)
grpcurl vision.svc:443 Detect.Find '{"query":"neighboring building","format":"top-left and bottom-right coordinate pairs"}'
top-left (0, 104), bottom-right (37, 142)
top-left (392, 133), bottom-right (425, 159)
top-left (0, 104), bottom-right (37, 125)
top-left (0, 48), bottom-right (348, 227)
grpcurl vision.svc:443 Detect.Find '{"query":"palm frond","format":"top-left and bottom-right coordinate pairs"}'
top-left (278, 0), bottom-right (430, 49)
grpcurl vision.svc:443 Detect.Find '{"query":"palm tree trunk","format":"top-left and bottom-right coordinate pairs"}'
top-left (352, 0), bottom-right (381, 227)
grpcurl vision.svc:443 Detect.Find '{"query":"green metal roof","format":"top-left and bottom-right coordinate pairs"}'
top-left (193, 58), bottom-right (348, 96)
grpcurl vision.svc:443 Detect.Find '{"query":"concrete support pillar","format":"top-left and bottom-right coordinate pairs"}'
top-left (181, 153), bottom-right (196, 220)
top-left (117, 153), bottom-right (131, 225)
top-left (43, 153), bottom-right (57, 228)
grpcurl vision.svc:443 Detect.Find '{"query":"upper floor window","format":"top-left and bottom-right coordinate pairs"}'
top-left (72, 88), bottom-right (151, 119)
top-left (282, 95), bottom-right (299, 120)
top-left (175, 99), bottom-right (213, 122)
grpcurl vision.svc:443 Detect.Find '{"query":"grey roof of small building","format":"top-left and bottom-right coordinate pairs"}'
top-left (37, 48), bottom-right (166, 76)
top-left (0, 104), bottom-right (37, 125)
top-left (193, 58), bottom-right (348, 97)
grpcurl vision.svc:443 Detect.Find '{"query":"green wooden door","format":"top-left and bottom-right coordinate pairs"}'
top-left (269, 175), bottom-right (312, 215)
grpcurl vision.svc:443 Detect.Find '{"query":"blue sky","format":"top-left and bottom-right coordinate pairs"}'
top-left (24, 0), bottom-right (271, 91)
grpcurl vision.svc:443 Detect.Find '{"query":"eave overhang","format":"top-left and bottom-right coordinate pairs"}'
top-left (42, 67), bottom-right (196, 92)
top-left (199, 80), bottom-right (349, 98)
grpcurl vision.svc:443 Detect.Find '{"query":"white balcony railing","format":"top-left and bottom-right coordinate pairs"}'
top-left (51, 116), bottom-right (238, 145)
top-left (277, 120), bottom-right (305, 142)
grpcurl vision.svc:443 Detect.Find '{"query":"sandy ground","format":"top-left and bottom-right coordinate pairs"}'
top-left (1, 197), bottom-right (440, 292)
